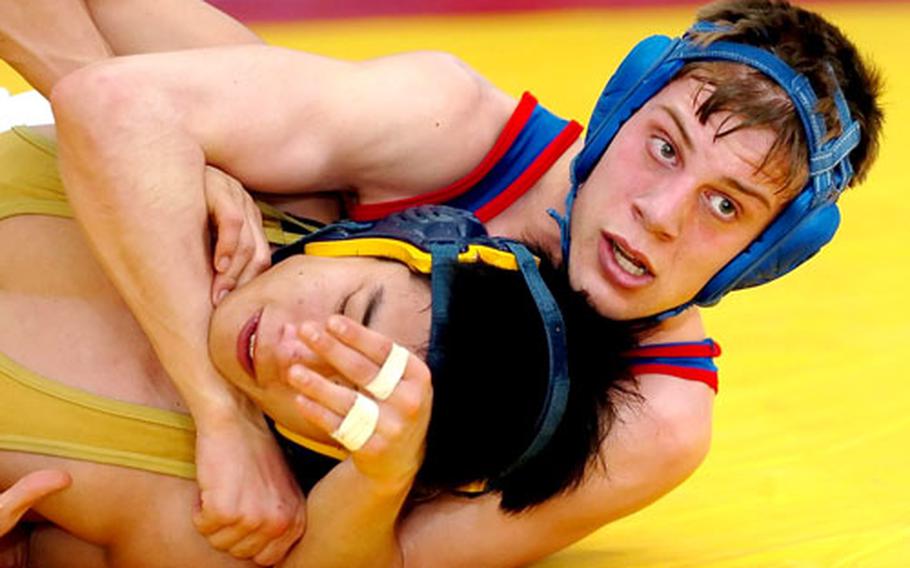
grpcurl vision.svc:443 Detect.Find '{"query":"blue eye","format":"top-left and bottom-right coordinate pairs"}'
top-left (707, 194), bottom-right (738, 219)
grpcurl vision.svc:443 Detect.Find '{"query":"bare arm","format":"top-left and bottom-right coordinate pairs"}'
top-left (0, 0), bottom-right (261, 98)
top-left (0, 1), bottom-right (110, 96)
top-left (392, 377), bottom-right (714, 567)
top-left (276, 374), bottom-right (712, 568)
top-left (85, 0), bottom-right (263, 54)
top-left (268, 319), bottom-right (713, 568)
top-left (50, 45), bottom-right (513, 200)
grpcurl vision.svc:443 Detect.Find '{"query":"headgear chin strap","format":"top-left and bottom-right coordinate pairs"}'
top-left (272, 205), bottom-right (570, 483)
top-left (551, 21), bottom-right (861, 320)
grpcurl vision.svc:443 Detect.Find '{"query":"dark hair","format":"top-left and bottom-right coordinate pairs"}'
top-left (415, 257), bottom-right (645, 512)
top-left (682, 0), bottom-right (884, 193)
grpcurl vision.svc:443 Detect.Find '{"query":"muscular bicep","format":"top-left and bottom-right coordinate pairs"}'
top-left (53, 45), bottom-right (513, 200)
top-left (398, 379), bottom-right (714, 567)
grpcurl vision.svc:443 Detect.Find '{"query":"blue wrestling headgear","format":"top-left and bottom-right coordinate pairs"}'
top-left (550, 21), bottom-right (861, 320)
top-left (273, 205), bottom-right (569, 481)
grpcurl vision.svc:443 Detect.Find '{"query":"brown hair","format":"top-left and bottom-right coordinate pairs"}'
top-left (681, 0), bottom-right (884, 194)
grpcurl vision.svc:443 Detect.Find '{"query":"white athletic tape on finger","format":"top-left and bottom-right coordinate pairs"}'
top-left (365, 343), bottom-right (410, 400)
top-left (330, 393), bottom-right (380, 451)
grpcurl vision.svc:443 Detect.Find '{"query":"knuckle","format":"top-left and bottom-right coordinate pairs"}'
top-left (236, 239), bottom-right (255, 257)
top-left (263, 513), bottom-right (292, 538)
top-left (408, 360), bottom-right (432, 385)
top-left (207, 537), bottom-right (232, 552)
top-left (206, 503), bottom-right (239, 526)
top-left (378, 338), bottom-right (395, 358)
top-left (351, 361), bottom-right (374, 382)
top-left (363, 437), bottom-right (388, 457)
top-left (221, 214), bottom-right (243, 230)
top-left (237, 513), bottom-right (263, 532)
top-left (382, 419), bottom-right (405, 440)
top-left (397, 392), bottom-right (423, 419)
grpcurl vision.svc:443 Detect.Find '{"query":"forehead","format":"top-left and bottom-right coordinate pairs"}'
top-left (643, 77), bottom-right (797, 197)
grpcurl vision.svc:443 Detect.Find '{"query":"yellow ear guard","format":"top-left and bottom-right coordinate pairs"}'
top-left (271, 205), bottom-right (569, 492)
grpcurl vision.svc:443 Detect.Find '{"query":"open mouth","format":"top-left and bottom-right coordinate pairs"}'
top-left (237, 308), bottom-right (263, 380)
top-left (610, 239), bottom-right (651, 277)
top-left (599, 232), bottom-right (655, 288)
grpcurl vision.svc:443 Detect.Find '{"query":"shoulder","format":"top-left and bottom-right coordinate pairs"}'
top-left (358, 50), bottom-right (518, 147)
top-left (615, 306), bottom-right (715, 489)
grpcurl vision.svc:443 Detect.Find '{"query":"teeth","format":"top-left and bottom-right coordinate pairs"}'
top-left (248, 331), bottom-right (257, 364)
top-left (612, 242), bottom-right (647, 277)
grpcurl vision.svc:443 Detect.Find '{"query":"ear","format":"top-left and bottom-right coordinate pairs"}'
top-left (696, 194), bottom-right (840, 305)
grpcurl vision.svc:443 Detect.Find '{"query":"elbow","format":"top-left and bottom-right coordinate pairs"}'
top-left (50, 61), bottom-right (150, 144)
top-left (648, 395), bottom-right (714, 486)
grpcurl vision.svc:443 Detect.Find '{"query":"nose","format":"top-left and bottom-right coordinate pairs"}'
top-left (631, 176), bottom-right (694, 240)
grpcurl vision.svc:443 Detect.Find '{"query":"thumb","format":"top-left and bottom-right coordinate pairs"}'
top-left (0, 470), bottom-right (71, 535)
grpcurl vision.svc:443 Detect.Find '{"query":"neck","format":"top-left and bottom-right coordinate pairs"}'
top-left (485, 139), bottom-right (583, 267)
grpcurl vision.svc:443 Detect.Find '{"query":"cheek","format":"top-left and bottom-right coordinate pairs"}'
top-left (673, 225), bottom-right (750, 291)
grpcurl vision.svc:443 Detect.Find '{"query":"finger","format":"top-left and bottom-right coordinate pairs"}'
top-left (226, 530), bottom-right (271, 560)
top-left (325, 315), bottom-right (397, 365)
top-left (326, 316), bottom-right (432, 391)
top-left (234, 224), bottom-right (271, 289)
top-left (292, 390), bottom-right (346, 437)
top-left (287, 365), bottom-right (357, 417)
top-left (211, 209), bottom-right (242, 275)
top-left (298, 321), bottom-right (382, 388)
top-left (192, 494), bottom-right (240, 536)
top-left (204, 523), bottom-right (258, 551)
top-left (273, 324), bottom-right (332, 377)
top-left (212, 273), bottom-right (236, 306)
top-left (0, 470), bottom-right (71, 533)
top-left (252, 516), bottom-right (304, 567)
top-left (220, 228), bottom-right (256, 291)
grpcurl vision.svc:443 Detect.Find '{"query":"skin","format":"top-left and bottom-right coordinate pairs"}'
top-left (208, 254), bottom-right (432, 442)
top-left (0, 0), bottom-right (803, 564)
top-left (0, 167), bottom-right (432, 566)
top-left (567, 77), bottom-right (791, 319)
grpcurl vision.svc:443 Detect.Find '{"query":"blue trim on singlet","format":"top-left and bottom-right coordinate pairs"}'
top-left (445, 105), bottom-right (572, 212)
top-left (626, 354), bottom-right (719, 373)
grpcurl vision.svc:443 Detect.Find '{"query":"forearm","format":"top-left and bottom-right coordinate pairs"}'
top-left (85, 0), bottom-right (264, 54)
top-left (0, 1), bottom-right (111, 96)
top-left (0, 0), bottom-right (261, 99)
top-left (282, 462), bottom-right (411, 568)
top-left (53, 74), bottom-right (243, 421)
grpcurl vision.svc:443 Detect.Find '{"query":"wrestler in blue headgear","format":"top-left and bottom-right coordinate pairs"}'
top-left (270, 205), bottom-right (638, 511)
top-left (550, 19), bottom-right (862, 321)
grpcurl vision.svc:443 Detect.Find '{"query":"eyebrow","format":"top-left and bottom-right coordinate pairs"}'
top-left (363, 284), bottom-right (384, 328)
top-left (659, 104), bottom-right (694, 153)
top-left (722, 176), bottom-right (772, 210)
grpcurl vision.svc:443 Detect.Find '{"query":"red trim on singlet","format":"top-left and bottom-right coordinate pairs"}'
top-left (629, 363), bottom-right (719, 393)
top-left (624, 340), bottom-right (722, 359)
top-left (474, 119), bottom-right (583, 222)
top-left (347, 92), bottom-right (539, 222)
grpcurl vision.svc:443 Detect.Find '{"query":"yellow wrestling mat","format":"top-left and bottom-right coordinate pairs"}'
top-left (2, 2), bottom-right (906, 565)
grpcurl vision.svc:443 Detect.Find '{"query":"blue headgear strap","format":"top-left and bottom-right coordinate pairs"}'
top-left (273, 205), bottom-right (571, 481)
top-left (427, 238), bottom-right (570, 480)
top-left (556, 22), bottom-right (861, 319)
top-left (498, 242), bottom-right (569, 479)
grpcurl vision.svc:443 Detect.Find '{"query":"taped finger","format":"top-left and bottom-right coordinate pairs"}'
top-left (364, 343), bottom-right (409, 400)
top-left (330, 393), bottom-right (380, 452)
